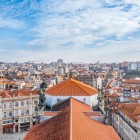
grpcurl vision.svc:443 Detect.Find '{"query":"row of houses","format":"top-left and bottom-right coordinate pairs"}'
top-left (102, 78), bottom-right (140, 140)
top-left (0, 89), bottom-right (39, 134)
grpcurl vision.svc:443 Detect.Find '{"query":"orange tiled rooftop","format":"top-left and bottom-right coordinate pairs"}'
top-left (24, 98), bottom-right (121, 140)
top-left (46, 78), bottom-right (98, 96)
top-left (119, 103), bottom-right (140, 122)
top-left (0, 89), bottom-right (39, 98)
top-left (123, 79), bottom-right (140, 83)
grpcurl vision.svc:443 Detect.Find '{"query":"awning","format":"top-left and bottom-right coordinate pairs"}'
top-left (3, 124), bottom-right (13, 128)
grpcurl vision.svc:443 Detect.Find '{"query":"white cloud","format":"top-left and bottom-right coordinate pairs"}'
top-left (3, 39), bottom-right (139, 63)
top-left (0, 0), bottom-right (140, 62)
top-left (28, 0), bottom-right (140, 50)
top-left (0, 17), bottom-right (25, 29)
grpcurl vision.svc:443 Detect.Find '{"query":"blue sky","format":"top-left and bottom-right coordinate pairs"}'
top-left (0, 0), bottom-right (140, 63)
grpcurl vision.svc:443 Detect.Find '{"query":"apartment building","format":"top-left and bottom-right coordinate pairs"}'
top-left (111, 103), bottom-right (140, 140)
top-left (0, 89), bottom-right (39, 134)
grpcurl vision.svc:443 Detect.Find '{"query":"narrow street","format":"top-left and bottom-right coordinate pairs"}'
top-left (0, 132), bottom-right (27, 140)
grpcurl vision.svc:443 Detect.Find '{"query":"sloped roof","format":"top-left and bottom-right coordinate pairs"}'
top-left (46, 78), bottom-right (98, 96)
top-left (24, 98), bottom-right (121, 140)
top-left (0, 90), bottom-right (11, 98)
top-left (111, 93), bottom-right (120, 98)
top-left (42, 111), bottom-right (59, 116)
top-left (0, 89), bottom-right (39, 98)
top-left (123, 79), bottom-right (140, 83)
top-left (9, 89), bottom-right (39, 97)
top-left (119, 103), bottom-right (140, 122)
top-left (105, 80), bottom-right (115, 89)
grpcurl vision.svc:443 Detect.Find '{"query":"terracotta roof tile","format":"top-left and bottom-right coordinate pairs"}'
top-left (111, 93), bottom-right (120, 98)
top-left (84, 112), bottom-right (100, 117)
top-left (105, 80), bottom-right (115, 89)
top-left (123, 79), bottom-right (140, 83)
top-left (25, 107), bottom-right (70, 140)
top-left (24, 98), bottom-right (121, 140)
top-left (46, 78), bottom-right (98, 96)
top-left (9, 89), bottom-right (39, 97)
top-left (117, 103), bottom-right (140, 122)
top-left (43, 111), bottom-right (59, 116)
top-left (0, 90), bottom-right (11, 98)
top-left (0, 89), bottom-right (39, 98)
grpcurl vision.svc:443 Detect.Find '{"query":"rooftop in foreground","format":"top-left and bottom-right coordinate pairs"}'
top-left (24, 98), bottom-right (121, 140)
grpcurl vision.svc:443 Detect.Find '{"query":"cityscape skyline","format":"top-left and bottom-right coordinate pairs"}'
top-left (0, 0), bottom-right (140, 62)
top-left (0, 59), bottom-right (140, 64)
top-left (0, 1), bottom-right (140, 139)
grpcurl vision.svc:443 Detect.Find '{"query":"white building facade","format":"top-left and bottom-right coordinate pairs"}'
top-left (46, 94), bottom-right (98, 108)
top-left (0, 90), bottom-right (39, 134)
top-left (45, 78), bottom-right (98, 108)
top-left (112, 104), bottom-right (140, 140)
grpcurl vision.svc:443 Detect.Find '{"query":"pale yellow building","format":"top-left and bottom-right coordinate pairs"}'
top-left (0, 89), bottom-right (39, 134)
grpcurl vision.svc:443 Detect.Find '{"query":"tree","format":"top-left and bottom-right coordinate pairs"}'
top-left (38, 89), bottom-right (46, 110)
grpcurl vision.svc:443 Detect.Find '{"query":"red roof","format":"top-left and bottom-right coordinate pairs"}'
top-left (123, 79), bottom-right (140, 83)
top-left (42, 111), bottom-right (59, 116)
top-left (0, 89), bottom-right (39, 98)
top-left (46, 78), bottom-right (98, 96)
top-left (9, 89), bottom-right (39, 97)
top-left (111, 93), bottom-right (120, 98)
top-left (24, 98), bottom-right (121, 140)
top-left (0, 90), bottom-right (11, 98)
top-left (118, 103), bottom-right (140, 122)
top-left (105, 80), bottom-right (115, 89)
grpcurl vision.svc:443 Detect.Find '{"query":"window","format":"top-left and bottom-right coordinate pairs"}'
top-left (21, 109), bottom-right (24, 116)
top-left (34, 107), bottom-right (37, 113)
top-left (9, 111), bottom-right (12, 117)
top-left (15, 110), bottom-right (18, 116)
top-left (34, 100), bottom-right (38, 105)
top-left (15, 102), bottom-right (18, 107)
top-left (21, 118), bottom-right (23, 123)
top-left (27, 117), bottom-right (30, 122)
top-left (26, 109), bottom-right (29, 115)
top-left (21, 101), bottom-right (24, 106)
top-left (4, 112), bottom-right (6, 118)
top-left (83, 98), bottom-right (86, 103)
top-left (24, 118), bottom-right (26, 123)
top-left (26, 101), bottom-right (29, 106)
top-left (4, 104), bottom-right (6, 109)
top-left (3, 120), bottom-right (13, 124)
top-left (9, 103), bottom-right (12, 108)
top-left (57, 98), bottom-right (61, 102)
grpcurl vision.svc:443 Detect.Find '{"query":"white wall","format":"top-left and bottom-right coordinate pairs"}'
top-left (96, 77), bottom-right (102, 89)
top-left (39, 116), bottom-right (53, 122)
top-left (45, 94), bottom-right (98, 108)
